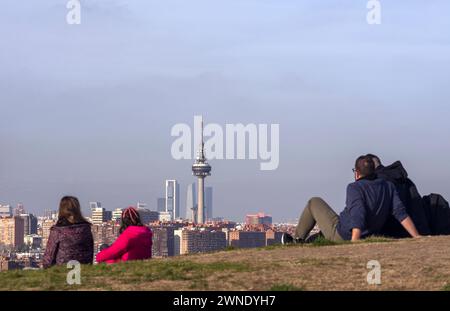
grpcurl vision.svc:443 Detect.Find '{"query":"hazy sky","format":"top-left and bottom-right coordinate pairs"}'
top-left (1, 1), bottom-right (450, 222)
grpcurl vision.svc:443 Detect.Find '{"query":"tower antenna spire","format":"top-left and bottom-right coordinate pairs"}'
top-left (192, 115), bottom-right (211, 224)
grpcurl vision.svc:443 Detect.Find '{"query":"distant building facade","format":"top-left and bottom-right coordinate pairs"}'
top-left (24, 234), bottom-right (42, 250)
top-left (151, 226), bottom-right (175, 257)
top-left (19, 214), bottom-right (38, 236)
top-left (245, 213), bottom-right (273, 226)
top-left (138, 209), bottom-right (159, 225)
top-left (112, 208), bottom-right (123, 222)
top-left (91, 207), bottom-right (108, 225)
top-left (205, 187), bottom-right (213, 221)
top-left (157, 198), bottom-right (166, 212)
top-left (185, 184), bottom-right (213, 222)
top-left (185, 183), bottom-right (197, 221)
top-left (41, 219), bottom-right (56, 249)
top-left (0, 256), bottom-right (39, 271)
top-left (14, 203), bottom-right (26, 216)
top-left (165, 180), bottom-right (180, 220)
top-left (158, 211), bottom-right (172, 222)
top-left (0, 217), bottom-right (25, 249)
top-left (229, 231), bottom-right (266, 249)
top-left (91, 223), bottom-right (121, 254)
top-left (0, 205), bottom-right (13, 218)
top-left (174, 229), bottom-right (227, 255)
top-left (265, 230), bottom-right (283, 246)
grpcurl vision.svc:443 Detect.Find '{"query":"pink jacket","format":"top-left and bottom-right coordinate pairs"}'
top-left (96, 226), bottom-right (153, 264)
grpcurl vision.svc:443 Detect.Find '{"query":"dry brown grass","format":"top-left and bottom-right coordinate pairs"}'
top-left (1, 236), bottom-right (450, 291)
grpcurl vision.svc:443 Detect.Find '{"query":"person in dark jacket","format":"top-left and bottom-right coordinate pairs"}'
top-left (367, 154), bottom-right (431, 237)
top-left (42, 196), bottom-right (94, 268)
top-left (282, 155), bottom-right (421, 244)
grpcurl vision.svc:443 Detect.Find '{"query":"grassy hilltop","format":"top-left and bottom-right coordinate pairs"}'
top-left (1, 236), bottom-right (450, 291)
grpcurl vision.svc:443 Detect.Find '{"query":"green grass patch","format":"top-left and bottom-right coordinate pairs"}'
top-left (258, 235), bottom-right (397, 251)
top-left (309, 235), bottom-right (396, 247)
top-left (0, 234), bottom-right (404, 291)
top-left (0, 259), bottom-right (254, 291)
top-left (442, 283), bottom-right (450, 291)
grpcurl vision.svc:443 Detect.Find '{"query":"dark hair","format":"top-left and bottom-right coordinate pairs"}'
top-left (355, 155), bottom-right (376, 177)
top-left (57, 196), bottom-right (88, 226)
top-left (119, 207), bottom-right (143, 234)
top-left (366, 153), bottom-right (382, 168)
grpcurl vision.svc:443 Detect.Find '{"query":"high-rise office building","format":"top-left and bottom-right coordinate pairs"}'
top-left (157, 198), bottom-right (166, 212)
top-left (205, 187), bottom-right (213, 221)
top-left (19, 214), bottom-right (38, 236)
top-left (165, 180), bottom-right (180, 220)
top-left (191, 116), bottom-right (212, 224)
top-left (186, 183), bottom-right (197, 221)
top-left (186, 184), bottom-right (213, 222)
top-left (0, 205), bottom-right (12, 218)
top-left (0, 217), bottom-right (25, 248)
top-left (104, 210), bottom-right (112, 222)
top-left (91, 207), bottom-right (107, 225)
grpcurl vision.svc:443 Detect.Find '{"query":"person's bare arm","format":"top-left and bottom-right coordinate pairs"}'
top-left (400, 216), bottom-right (421, 238)
top-left (351, 228), bottom-right (362, 242)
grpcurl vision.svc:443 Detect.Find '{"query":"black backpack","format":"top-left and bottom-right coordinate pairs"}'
top-left (422, 194), bottom-right (450, 235)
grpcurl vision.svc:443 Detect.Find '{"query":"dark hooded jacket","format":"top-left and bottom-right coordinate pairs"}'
top-left (376, 161), bottom-right (431, 237)
top-left (42, 221), bottom-right (94, 268)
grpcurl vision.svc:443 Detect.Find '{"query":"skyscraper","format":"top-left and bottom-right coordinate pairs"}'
top-left (165, 180), bottom-right (180, 220)
top-left (91, 207), bottom-right (107, 225)
top-left (90, 202), bottom-right (109, 224)
top-left (157, 198), bottom-right (166, 212)
top-left (19, 213), bottom-right (38, 236)
top-left (0, 217), bottom-right (25, 248)
top-left (205, 187), bottom-right (213, 221)
top-left (186, 183), bottom-right (197, 221)
top-left (191, 116), bottom-right (212, 224)
top-left (186, 185), bottom-right (213, 222)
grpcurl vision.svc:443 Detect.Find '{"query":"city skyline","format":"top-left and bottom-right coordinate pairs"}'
top-left (1, 1), bottom-right (450, 222)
